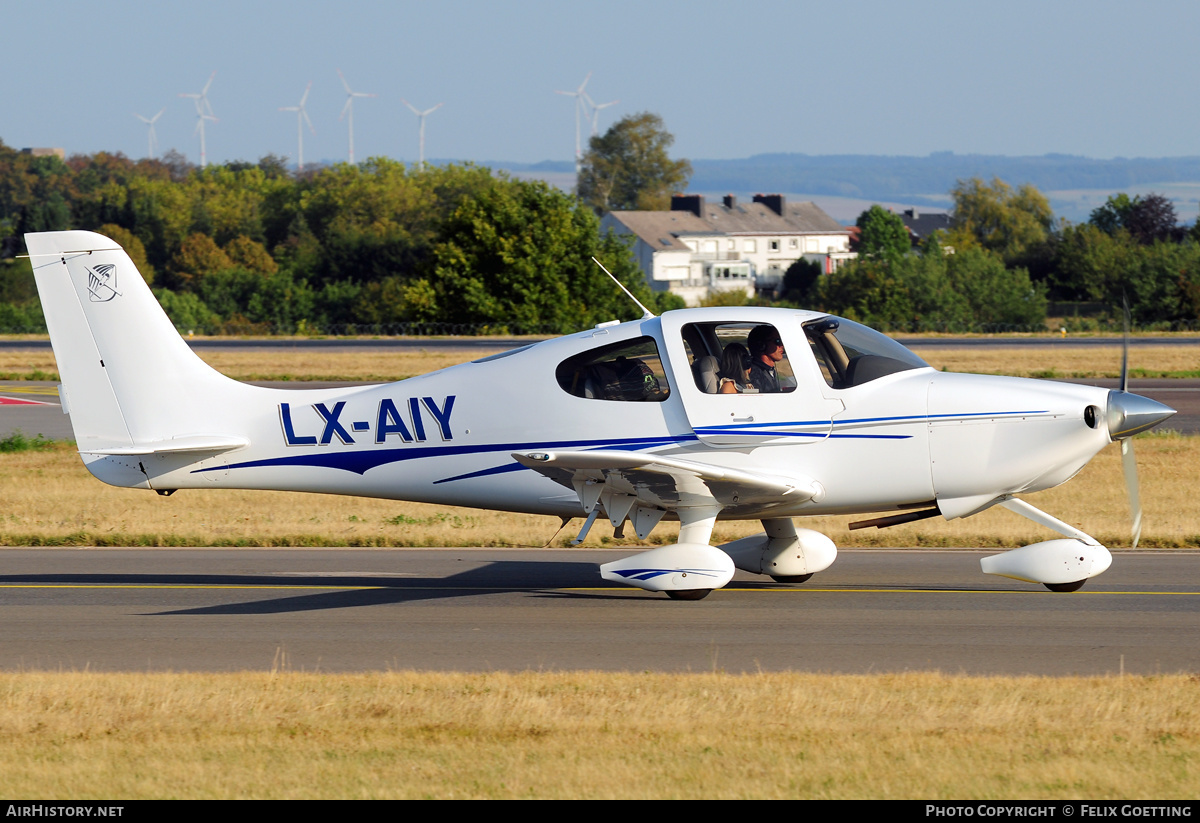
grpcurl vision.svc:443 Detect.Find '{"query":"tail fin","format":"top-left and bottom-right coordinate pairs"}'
top-left (25, 231), bottom-right (250, 459)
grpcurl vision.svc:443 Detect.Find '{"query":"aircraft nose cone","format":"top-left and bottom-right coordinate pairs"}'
top-left (1107, 390), bottom-right (1176, 439)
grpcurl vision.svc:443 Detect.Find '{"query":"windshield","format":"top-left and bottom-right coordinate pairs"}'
top-left (803, 316), bottom-right (929, 389)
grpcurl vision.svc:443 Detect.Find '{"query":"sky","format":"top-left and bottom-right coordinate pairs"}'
top-left (3, 0), bottom-right (1199, 168)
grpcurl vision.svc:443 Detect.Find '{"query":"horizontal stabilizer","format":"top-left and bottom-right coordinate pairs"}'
top-left (85, 435), bottom-right (250, 456)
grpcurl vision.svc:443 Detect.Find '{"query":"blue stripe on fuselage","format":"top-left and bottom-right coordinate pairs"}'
top-left (192, 434), bottom-right (698, 477)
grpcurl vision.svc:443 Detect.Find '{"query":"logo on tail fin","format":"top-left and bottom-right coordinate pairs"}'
top-left (86, 264), bottom-right (119, 302)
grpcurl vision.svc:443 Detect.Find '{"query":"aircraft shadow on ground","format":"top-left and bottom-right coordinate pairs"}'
top-left (0, 562), bottom-right (1015, 617)
top-left (0, 560), bottom-right (636, 615)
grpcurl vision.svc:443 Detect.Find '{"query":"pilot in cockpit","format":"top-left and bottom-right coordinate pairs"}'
top-left (746, 325), bottom-right (785, 393)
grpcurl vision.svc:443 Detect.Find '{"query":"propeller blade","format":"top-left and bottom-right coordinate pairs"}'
top-left (1121, 438), bottom-right (1142, 548)
top-left (1121, 295), bottom-right (1131, 394)
top-left (1118, 295), bottom-right (1140, 547)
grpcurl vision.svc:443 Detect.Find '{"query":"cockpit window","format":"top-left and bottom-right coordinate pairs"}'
top-left (804, 316), bottom-right (929, 389)
top-left (681, 322), bottom-right (796, 394)
top-left (556, 336), bottom-right (670, 401)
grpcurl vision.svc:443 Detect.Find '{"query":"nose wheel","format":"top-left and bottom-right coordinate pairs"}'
top-left (666, 589), bottom-right (713, 601)
top-left (771, 574), bottom-right (814, 584)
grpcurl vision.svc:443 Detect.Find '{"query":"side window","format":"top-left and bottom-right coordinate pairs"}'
top-left (682, 322), bottom-right (796, 394)
top-left (556, 336), bottom-right (671, 402)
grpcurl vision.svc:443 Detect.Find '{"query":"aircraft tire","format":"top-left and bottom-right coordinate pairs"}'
top-left (771, 574), bottom-right (814, 584)
top-left (666, 589), bottom-right (712, 601)
top-left (1044, 579), bottom-right (1087, 592)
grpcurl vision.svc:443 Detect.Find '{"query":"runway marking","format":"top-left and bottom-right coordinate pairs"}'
top-left (0, 396), bottom-right (53, 406)
top-left (0, 384), bottom-right (60, 397)
top-left (721, 587), bottom-right (1200, 595)
top-left (0, 584), bottom-right (378, 590)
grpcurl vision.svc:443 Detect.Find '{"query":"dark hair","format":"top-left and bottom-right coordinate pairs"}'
top-left (747, 325), bottom-right (780, 356)
top-left (719, 343), bottom-right (751, 383)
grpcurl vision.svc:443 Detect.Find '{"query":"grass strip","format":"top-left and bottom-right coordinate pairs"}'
top-left (0, 671), bottom-right (1195, 799)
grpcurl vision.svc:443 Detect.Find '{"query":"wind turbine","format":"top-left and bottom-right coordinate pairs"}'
top-left (179, 71), bottom-right (217, 168)
top-left (555, 72), bottom-right (591, 173)
top-left (583, 92), bottom-right (618, 137)
top-left (400, 99), bottom-right (443, 168)
top-left (134, 108), bottom-right (166, 160)
top-left (337, 70), bottom-right (376, 165)
top-left (279, 82), bottom-right (315, 172)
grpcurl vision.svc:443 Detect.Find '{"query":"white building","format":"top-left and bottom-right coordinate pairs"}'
top-left (601, 194), bottom-right (854, 305)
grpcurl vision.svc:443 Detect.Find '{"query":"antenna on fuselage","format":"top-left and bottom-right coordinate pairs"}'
top-left (591, 256), bottom-right (655, 320)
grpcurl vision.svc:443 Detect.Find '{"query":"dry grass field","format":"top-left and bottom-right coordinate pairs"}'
top-left (909, 345), bottom-right (1200, 379)
top-left (0, 345), bottom-right (512, 383)
top-left (0, 432), bottom-right (1195, 548)
top-left (0, 671), bottom-right (1195, 799)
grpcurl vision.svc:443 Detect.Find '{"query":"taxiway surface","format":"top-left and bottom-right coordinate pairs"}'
top-left (0, 548), bottom-right (1195, 674)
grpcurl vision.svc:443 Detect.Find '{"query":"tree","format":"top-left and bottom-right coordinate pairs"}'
top-left (426, 178), bottom-right (652, 333)
top-left (1088, 193), bottom-right (1135, 236)
top-left (1054, 222), bottom-right (1200, 323)
top-left (780, 257), bottom-right (822, 305)
top-left (855, 205), bottom-right (910, 262)
top-left (949, 177), bottom-right (1054, 267)
top-left (1090, 192), bottom-right (1178, 245)
top-left (95, 224), bottom-right (155, 284)
top-left (224, 235), bottom-right (278, 274)
top-left (576, 113), bottom-right (691, 213)
top-left (816, 244), bottom-right (1045, 332)
top-left (169, 232), bottom-right (233, 289)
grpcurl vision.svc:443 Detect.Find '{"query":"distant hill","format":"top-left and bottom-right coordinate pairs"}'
top-left (459, 154), bottom-right (1200, 224)
top-left (688, 153), bottom-right (1200, 203)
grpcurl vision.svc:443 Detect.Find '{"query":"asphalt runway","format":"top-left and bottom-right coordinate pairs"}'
top-left (0, 548), bottom-right (1195, 674)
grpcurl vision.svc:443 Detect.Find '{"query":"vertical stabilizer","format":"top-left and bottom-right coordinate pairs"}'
top-left (24, 231), bottom-right (247, 454)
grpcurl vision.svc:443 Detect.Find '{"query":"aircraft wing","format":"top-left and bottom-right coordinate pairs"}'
top-left (511, 449), bottom-right (823, 536)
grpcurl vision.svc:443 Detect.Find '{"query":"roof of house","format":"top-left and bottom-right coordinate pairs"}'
top-left (784, 201), bottom-right (848, 233)
top-left (602, 211), bottom-right (711, 251)
top-left (898, 208), bottom-right (952, 240)
top-left (604, 197), bottom-right (848, 248)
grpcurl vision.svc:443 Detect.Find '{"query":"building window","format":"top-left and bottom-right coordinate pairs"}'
top-left (789, 238), bottom-right (798, 249)
top-left (743, 240), bottom-right (756, 253)
top-left (769, 239), bottom-right (780, 252)
top-left (726, 239), bottom-right (736, 251)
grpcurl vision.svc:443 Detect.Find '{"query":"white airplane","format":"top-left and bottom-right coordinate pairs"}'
top-left (25, 230), bottom-right (1176, 599)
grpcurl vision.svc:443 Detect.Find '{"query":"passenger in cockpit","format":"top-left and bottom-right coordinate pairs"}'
top-left (718, 343), bottom-right (757, 394)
